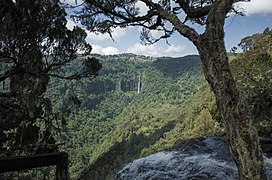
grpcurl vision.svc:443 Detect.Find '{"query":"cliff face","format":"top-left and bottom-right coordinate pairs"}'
top-left (116, 136), bottom-right (272, 180)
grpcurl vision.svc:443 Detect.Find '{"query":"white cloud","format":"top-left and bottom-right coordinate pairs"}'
top-left (135, 1), bottom-right (149, 15)
top-left (87, 27), bottom-right (127, 42)
top-left (235, 0), bottom-right (272, 15)
top-left (91, 45), bottom-right (119, 55)
top-left (127, 43), bottom-right (186, 57)
top-left (66, 19), bottom-right (76, 30)
top-left (91, 45), bottom-right (103, 54)
top-left (164, 45), bottom-right (186, 54)
top-left (102, 47), bottom-right (119, 55)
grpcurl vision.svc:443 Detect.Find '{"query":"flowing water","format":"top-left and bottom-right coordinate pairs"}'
top-left (116, 136), bottom-right (272, 180)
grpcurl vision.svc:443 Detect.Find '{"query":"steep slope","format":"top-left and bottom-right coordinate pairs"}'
top-left (75, 55), bottom-right (217, 180)
top-left (106, 30), bottom-right (272, 180)
top-left (79, 83), bottom-right (222, 180)
top-left (48, 44), bottom-right (272, 179)
top-left (46, 54), bottom-right (206, 179)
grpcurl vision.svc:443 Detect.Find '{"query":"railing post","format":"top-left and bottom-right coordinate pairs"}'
top-left (56, 153), bottom-right (69, 180)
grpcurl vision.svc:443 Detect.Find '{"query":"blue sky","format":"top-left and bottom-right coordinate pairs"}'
top-left (65, 0), bottom-right (272, 57)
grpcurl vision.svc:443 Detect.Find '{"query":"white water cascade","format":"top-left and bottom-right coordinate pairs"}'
top-left (116, 136), bottom-right (272, 180)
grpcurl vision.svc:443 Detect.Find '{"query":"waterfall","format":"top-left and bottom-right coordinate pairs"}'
top-left (137, 75), bottom-right (141, 94)
top-left (116, 136), bottom-right (272, 180)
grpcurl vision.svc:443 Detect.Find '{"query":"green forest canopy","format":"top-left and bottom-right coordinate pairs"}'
top-left (0, 0), bottom-right (272, 178)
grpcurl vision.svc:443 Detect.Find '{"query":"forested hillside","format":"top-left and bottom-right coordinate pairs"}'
top-left (2, 28), bottom-right (271, 180)
top-left (47, 28), bottom-right (272, 179)
top-left (3, 28), bottom-right (271, 180)
top-left (45, 54), bottom-right (210, 179)
top-left (1, 0), bottom-right (272, 179)
top-left (1, 27), bottom-right (272, 180)
top-left (72, 28), bottom-right (272, 180)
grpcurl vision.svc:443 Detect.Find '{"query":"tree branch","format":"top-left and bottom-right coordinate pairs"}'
top-left (141, 0), bottom-right (200, 45)
top-left (175, 0), bottom-right (212, 19)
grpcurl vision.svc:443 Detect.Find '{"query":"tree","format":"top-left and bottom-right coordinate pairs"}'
top-left (75, 0), bottom-right (267, 179)
top-left (0, 0), bottom-right (101, 155)
top-left (231, 29), bottom-right (272, 132)
top-left (238, 27), bottom-right (272, 53)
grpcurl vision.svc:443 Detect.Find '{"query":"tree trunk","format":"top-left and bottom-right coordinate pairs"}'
top-left (189, 0), bottom-right (268, 179)
top-left (197, 33), bottom-right (267, 180)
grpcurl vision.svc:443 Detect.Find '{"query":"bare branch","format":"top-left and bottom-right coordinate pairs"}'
top-left (175, 0), bottom-right (212, 19)
top-left (141, 0), bottom-right (200, 44)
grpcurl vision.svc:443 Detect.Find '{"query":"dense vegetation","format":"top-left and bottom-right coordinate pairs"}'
top-left (1, 11), bottom-right (271, 178)
top-left (45, 54), bottom-right (206, 179)
top-left (50, 28), bottom-right (272, 180)
top-left (1, 0), bottom-right (271, 179)
top-left (78, 1), bottom-right (269, 178)
top-left (43, 28), bottom-right (271, 179)
top-left (231, 28), bottom-right (272, 135)
top-left (0, 0), bottom-right (97, 157)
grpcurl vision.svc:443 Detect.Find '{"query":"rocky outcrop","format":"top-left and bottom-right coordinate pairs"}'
top-left (116, 136), bottom-right (272, 180)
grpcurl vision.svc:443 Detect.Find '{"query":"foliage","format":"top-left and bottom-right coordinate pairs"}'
top-left (1, 3), bottom-right (271, 177)
top-left (231, 28), bottom-right (272, 135)
top-left (210, 28), bottom-right (272, 134)
top-left (11, 26), bottom-right (272, 178)
top-left (0, 0), bottom-right (99, 157)
top-left (77, 1), bottom-right (269, 179)
top-left (76, 29), bottom-right (272, 179)
top-left (43, 54), bottom-right (205, 178)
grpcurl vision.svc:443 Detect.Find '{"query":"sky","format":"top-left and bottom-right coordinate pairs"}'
top-left (65, 0), bottom-right (272, 57)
